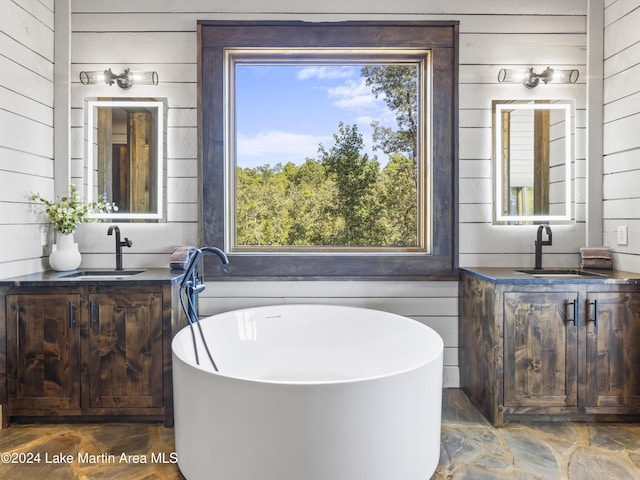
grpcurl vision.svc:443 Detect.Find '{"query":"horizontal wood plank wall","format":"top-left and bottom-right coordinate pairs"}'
top-left (0, 0), bottom-right (55, 279)
top-left (603, 0), bottom-right (640, 271)
top-left (69, 0), bottom-right (588, 387)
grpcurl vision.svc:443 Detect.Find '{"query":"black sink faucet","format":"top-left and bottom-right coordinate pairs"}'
top-left (534, 224), bottom-right (552, 269)
top-left (107, 225), bottom-right (132, 271)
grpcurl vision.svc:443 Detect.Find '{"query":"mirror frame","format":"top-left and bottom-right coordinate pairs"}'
top-left (493, 100), bottom-right (574, 224)
top-left (85, 98), bottom-right (166, 220)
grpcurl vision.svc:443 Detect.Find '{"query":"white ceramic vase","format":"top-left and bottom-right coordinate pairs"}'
top-left (49, 232), bottom-right (81, 271)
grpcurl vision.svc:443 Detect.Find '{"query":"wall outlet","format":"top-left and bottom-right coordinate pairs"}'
top-left (617, 225), bottom-right (628, 246)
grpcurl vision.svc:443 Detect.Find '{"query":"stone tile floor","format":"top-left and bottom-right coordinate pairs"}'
top-left (0, 389), bottom-right (638, 479)
top-left (0, 421), bottom-right (185, 479)
top-left (437, 389), bottom-right (640, 479)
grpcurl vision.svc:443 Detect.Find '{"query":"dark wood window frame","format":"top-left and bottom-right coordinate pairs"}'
top-left (198, 21), bottom-right (459, 279)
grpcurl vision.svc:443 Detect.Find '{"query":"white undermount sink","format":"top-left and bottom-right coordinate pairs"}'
top-left (61, 270), bottom-right (145, 280)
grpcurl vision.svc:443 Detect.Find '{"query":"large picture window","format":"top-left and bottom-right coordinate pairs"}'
top-left (229, 51), bottom-right (428, 252)
top-left (199, 21), bottom-right (458, 278)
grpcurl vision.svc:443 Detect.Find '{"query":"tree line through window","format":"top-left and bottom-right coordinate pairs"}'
top-left (234, 64), bottom-right (422, 249)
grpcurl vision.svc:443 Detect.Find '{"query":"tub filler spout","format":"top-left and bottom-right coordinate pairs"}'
top-left (179, 246), bottom-right (230, 370)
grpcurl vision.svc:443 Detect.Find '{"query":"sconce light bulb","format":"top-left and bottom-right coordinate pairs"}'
top-left (553, 69), bottom-right (579, 84)
top-left (129, 71), bottom-right (159, 85)
top-left (498, 68), bottom-right (527, 83)
top-left (79, 70), bottom-right (107, 85)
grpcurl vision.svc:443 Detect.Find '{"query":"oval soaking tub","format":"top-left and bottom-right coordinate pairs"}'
top-left (172, 304), bottom-right (444, 480)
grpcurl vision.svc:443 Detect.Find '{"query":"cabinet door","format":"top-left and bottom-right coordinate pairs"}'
top-left (86, 290), bottom-right (163, 410)
top-left (6, 294), bottom-right (81, 412)
top-left (585, 291), bottom-right (640, 411)
top-left (504, 292), bottom-right (578, 408)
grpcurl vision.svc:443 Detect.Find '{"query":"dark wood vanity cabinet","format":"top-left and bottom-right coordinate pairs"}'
top-left (460, 269), bottom-right (640, 426)
top-left (1, 273), bottom-right (185, 427)
top-left (584, 290), bottom-right (640, 412)
top-left (503, 290), bottom-right (579, 411)
top-left (7, 292), bottom-right (81, 414)
top-left (85, 289), bottom-right (164, 413)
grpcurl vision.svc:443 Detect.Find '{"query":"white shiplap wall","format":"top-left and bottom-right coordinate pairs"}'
top-left (603, 0), bottom-right (640, 271)
top-left (65, 0), bottom-right (588, 387)
top-left (0, 0), bottom-right (55, 278)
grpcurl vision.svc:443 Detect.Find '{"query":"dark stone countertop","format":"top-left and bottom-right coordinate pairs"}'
top-left (0, 268), bottom-right (185, 287)
top-left (460, 267), bottom-right (640, 285)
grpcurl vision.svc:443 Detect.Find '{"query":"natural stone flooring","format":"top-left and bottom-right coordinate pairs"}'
top-left (436, 389), bottom-right (640, 479)
top-left (0, 389), bottom-right (638, 479)
top-left (0, 421), bottom-right (185, 479)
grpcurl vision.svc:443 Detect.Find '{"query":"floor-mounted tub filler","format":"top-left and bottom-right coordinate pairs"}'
top-left (172, 304), bottom-right (444, 480)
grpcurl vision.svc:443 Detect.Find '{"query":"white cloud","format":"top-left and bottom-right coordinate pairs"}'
top-left (296, 66), bottom-right (355, 81)
top-left (296, 66), bottom-right (391, 122)
top-left (327, 78), bottom-right (387, 112)
top-left (237, 130), bottom-right (328, 163)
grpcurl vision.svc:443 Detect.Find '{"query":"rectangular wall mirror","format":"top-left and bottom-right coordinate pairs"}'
top-left (492, 99), bottom-right (574, 225)
top-left (85, 98), bottom-right (166, 221)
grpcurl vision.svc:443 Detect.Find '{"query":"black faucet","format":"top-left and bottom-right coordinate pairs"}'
top-left (107, 225), bottom-right (132, 271)
top-left (534, 224), bottom-right (552, 270)
top-left (179, 246), bottom-right (230, 371)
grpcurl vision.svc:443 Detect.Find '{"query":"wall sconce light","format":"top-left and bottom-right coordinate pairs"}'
top-left (498, 66), bottom-right (579, 88)
top-left (79, 68), bottom-right (159, 89)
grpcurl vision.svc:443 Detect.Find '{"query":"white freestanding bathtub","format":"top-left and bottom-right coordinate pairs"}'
top-left (172, 304), bottom-right (443, 480)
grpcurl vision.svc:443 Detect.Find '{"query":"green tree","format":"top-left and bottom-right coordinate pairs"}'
top-left (236, 163), bottom-right (293, 246)
top-left (318, 122), bottom-right (386, 246)
top-left (380, 154), bottom-right (418, 246)
top-left (286, 159), bottom-right (339, 245)
top-left (361, 64), bottom-right (419, 245)
top-left (361, 65), bottom-right (418, 170)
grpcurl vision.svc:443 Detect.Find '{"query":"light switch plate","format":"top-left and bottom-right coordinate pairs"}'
top-left (617, 225), bottom-right (628, 246)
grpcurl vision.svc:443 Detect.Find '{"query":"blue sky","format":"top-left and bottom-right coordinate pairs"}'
top-left (235, 64), bottom-right (395, 169)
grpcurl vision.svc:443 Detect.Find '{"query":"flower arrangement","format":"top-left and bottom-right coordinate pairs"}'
top-left (30, 185), bottom-right (118, 235)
